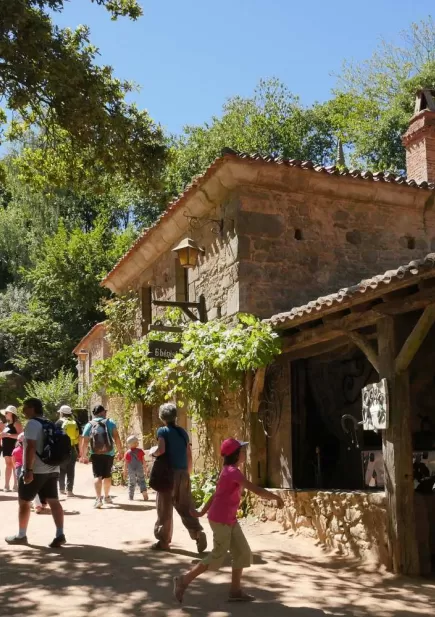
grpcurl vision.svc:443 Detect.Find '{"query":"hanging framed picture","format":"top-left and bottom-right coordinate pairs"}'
top-left (362, 378), bottom-right (389, 431)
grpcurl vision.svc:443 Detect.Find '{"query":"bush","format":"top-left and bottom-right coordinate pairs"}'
top-left (190, 470), bottom-right (219, 508)
top-left (24, 368), bottom-right (78, 419)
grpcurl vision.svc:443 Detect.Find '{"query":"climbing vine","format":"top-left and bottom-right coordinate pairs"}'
top-left (91, 312), bottom-right (281, 424)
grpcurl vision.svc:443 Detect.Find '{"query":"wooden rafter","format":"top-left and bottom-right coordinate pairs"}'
top-left (373, 287), bottom-right (435, 316)
top-left (337, 329), bottom-right (380, 373)
top-left (395, 303), bottom-right (435, 374)
top-left (281, 310), bottom-right (381, 354)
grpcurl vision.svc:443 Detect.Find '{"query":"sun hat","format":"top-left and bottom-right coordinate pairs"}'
top-left (6, 405), bottom-right (17, 415)
top-left (220, 438), bottom-right (249, 457)
top-left (58, 405), bottom-right (73, 415)
top-left (127, 435), bottom-right (139, 446)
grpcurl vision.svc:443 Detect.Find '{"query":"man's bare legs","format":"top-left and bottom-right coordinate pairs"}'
top-left (18, 499), bottom-right (31, 533)
top-left (103, 477), bottom-right (112, 498)
top-left (94, 477), bottom-right (102, 499)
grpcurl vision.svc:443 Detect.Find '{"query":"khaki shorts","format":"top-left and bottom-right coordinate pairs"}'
top-left (203, 521), bottom-right (252, 571)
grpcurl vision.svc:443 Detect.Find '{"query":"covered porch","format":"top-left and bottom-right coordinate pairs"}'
top-left (253, 254), bottom-right (435, 575)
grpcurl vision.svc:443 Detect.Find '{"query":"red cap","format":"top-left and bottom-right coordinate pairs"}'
top-left (220, 438), bottom-right (249, 457)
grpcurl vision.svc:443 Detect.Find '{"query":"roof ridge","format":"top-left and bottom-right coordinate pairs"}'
top-left (102, 151), bottom-right (434, 285)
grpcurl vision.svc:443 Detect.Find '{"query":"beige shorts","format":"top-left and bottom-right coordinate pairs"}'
top-left (202, 520), bottom-right (252, 571)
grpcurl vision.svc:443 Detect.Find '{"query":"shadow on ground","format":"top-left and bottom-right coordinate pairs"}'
top-left (1, 540), bottom-right (435, 617)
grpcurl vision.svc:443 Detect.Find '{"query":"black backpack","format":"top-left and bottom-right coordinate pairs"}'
top-left (149, 427), bottom-right (187, 493)
top-left (35, 418), bottom-right (72, 466)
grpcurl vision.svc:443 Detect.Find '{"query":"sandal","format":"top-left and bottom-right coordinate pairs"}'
top-left (228, 591), bottom-right (255, 602)
top-left (151, 541), bottom-right (170, 551)
top-left (173, 576), bottom-right (187, 604)
top-left (196, 531), bottom-right (207, 554)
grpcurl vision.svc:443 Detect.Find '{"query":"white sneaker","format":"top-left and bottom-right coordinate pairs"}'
top-left (103, 496), bottom-right (113, 505)
top-left (94, 498), bottom-right (103, 509)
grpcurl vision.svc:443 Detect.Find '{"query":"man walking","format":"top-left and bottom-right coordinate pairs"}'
top-left (5, 398), bottom-right (66, 547)
top-left (80, 405), bottom-right (123, 509)
top-left (56, 405), bottom-right (80, 497)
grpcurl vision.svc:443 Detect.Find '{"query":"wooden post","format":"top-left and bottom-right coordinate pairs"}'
top-left (377, 317), bottom-right (419, 575)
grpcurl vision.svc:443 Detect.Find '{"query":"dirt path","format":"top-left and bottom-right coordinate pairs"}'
top-left (1, 462), bottom-right (434, 617)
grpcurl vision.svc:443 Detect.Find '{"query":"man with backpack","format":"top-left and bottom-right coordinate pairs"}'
top-left (5, 397), bottom-right (68, 548)
top-left (80, 405), bottom-right (123, 509)
top-left (56, 405), bottom-right (80, 497)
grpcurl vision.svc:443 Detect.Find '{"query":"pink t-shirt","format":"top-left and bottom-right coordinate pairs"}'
top-left (208, 465), bottom-right (245, 526)
top-left (12, 445), bottom-right (23, 468)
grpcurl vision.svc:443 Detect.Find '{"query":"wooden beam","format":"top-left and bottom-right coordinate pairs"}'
top-left (373, 287), bottom-right (435, 316)
top-left (338, 329), bottom-right (380, 373)
top-left (153, 299), bottom-right (201, 308)
top-left (282, 336), bottom-right (352, 361)
top-left (249, 367), bottom-right (266, 414)
top-left (148, 324), bottom-right (183, 333)
top-left (377, 317), bottom-right (419, 575)
top-left (395, 304), bottom-right (435, 374)
top-left (281, 310), bottom-right (381, 354)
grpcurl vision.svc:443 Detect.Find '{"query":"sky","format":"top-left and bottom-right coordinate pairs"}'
top-left (54, 1), bottom-right (435, 136)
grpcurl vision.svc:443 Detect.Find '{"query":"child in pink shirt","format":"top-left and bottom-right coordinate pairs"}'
top-left (173, 438), bottom-right (283, 604)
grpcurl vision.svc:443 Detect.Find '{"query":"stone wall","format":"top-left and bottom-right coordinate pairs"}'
top-left (236, 182), bottom-right (434, 317)
top-left (253, 489), bottom-right (389, 566)
top-left (128, 196), bottom-right (241, 321)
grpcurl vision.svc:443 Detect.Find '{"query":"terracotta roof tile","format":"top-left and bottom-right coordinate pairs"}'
top-left (102, 150), bottom-right (435, 285)
top-left (266, 254), bottom-right (435, 329)
top-left (73, 322), bottom-right (106, 355)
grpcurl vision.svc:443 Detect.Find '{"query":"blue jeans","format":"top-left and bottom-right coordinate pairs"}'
top-left (128, 466), bottom-right (147, 499)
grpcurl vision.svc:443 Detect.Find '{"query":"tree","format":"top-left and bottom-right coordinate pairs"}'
top-left (0, 221), bottom-right (136, 379)
top-left (0, 0), bottom-right (167, 194)
top-left (24, 368), bottom-right (79, 419)
top-left (326, 17), bottom-right (435, 172)
top-left (165, 79), bottom-right (336, 197)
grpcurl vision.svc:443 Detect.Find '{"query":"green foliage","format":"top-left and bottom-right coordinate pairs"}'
top-left (0, 220), bottom-right (135, 379)
top-left (102, 291), bottom-right (140, 352)
top-left (0, 305), bottom-right (64, 379)
top-left (190, 470), bottom-right (219, 508)
top-left (111, 461), bottom-right (126, 487)
top-left (165, 78), bottom-right (336, 197)
top-left (326, 16), bottom-right (435, 172)
top-left (0, 0), bottom-right (167, 194)
top-left (92, 314), bottom-right (281, 423)
top-left (24, 368), bottom-right (78, 419)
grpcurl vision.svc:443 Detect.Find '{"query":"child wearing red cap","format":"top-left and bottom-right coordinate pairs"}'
top-left (173, 437), bottom-right (284, 604)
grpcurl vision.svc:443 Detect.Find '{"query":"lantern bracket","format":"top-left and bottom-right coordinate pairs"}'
top-left (152, 294), bottom-right (207, 323)
top-left (183, 211), bottom-right (224, 236)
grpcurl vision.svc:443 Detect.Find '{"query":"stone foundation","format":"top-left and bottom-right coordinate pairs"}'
top-left (253, 489), bottom-right (389, 566)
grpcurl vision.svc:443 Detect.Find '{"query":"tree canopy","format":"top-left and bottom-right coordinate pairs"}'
top-left (323, 17), bottom-right (435, 172)
top-left (164, 78), bottom-right (336, 198)
top-left (0, 0), bottom-right (167, 193)
top-left (2, 13), bottom-right (435, 386)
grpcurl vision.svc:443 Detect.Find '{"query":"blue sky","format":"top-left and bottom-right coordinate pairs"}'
top-left (55, 1), bottom-right (434, 136)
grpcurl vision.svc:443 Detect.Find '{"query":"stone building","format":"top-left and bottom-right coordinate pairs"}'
top-left (73, 322), bottom-right (108, 410)
top-left (75, 91), bottom-right (435, 574)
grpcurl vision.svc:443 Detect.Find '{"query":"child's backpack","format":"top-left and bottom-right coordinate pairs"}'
top-left (89, 419), bottom-right (113, 454)
top-left (35, 418), bottom-right (72, 466)
top-left (62, 417), bottom-right (80, 446)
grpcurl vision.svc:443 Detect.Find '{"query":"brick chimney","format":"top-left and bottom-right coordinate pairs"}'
top-left (402, 90), bottom-right (435, 184)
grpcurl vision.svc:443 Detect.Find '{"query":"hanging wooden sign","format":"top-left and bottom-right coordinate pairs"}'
top-left (148, 340), bottom-right (182, 360)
